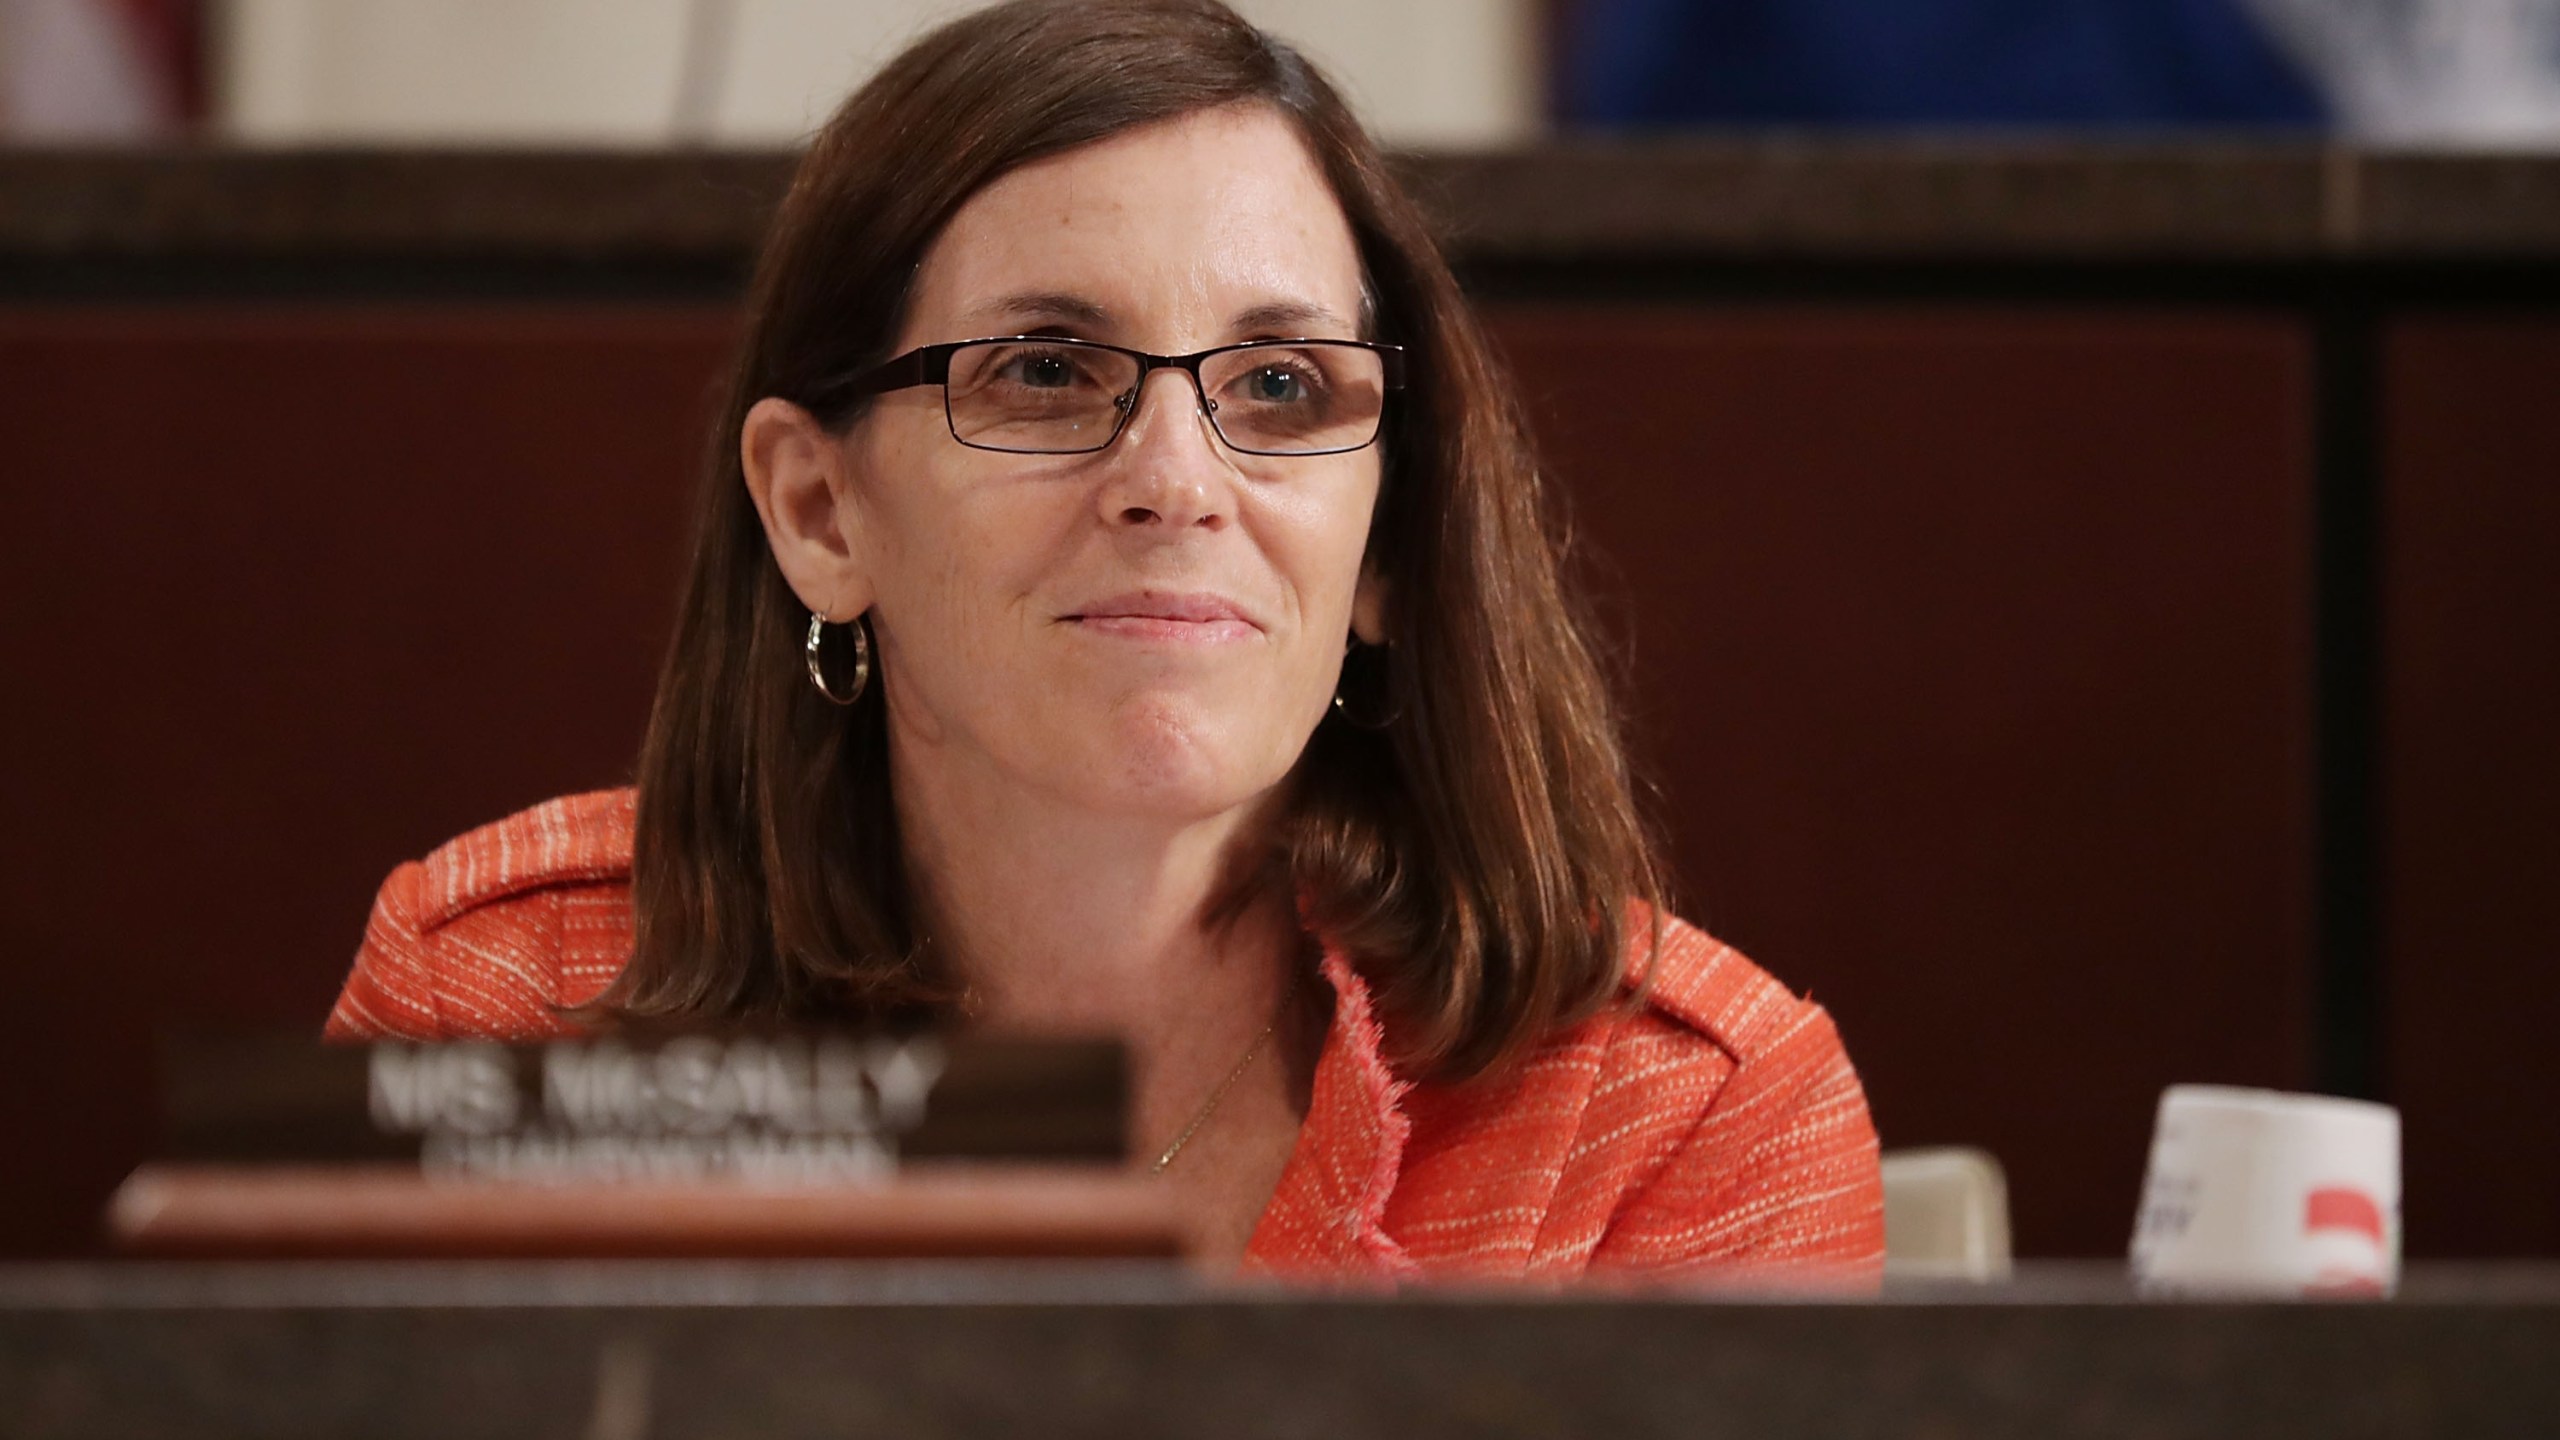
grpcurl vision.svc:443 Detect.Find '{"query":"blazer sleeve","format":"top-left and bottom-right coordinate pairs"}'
top-left (1591, 1002), bottom-right (1886, 1283)
top-left (324, 860), bottom-right (448, 1041)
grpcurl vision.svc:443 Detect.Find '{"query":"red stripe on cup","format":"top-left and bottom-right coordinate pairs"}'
top-left (2303, 1186), bottom-right (2386, 1244)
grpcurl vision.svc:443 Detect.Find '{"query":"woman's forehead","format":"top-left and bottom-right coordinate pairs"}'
top-left (907, 105), bottom-right (1365, 343)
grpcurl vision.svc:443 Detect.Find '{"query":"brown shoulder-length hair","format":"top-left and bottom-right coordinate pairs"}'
top-left (605, 0), bottom-right (1664, 1082)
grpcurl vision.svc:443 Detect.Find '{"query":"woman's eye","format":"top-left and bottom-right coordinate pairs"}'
top-left (1244, 366), bottom-right (1305, 403)
top-left (1009, 353), bottom-right (1078, 388)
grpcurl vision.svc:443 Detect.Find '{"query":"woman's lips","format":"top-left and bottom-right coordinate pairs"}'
top-left (1063, 592), bottom-right (1260, 644)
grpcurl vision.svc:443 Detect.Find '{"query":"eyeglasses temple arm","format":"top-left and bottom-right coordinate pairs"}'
top-left (832, 345), bottom-right (941, 401)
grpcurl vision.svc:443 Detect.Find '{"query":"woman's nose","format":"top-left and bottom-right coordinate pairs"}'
top-left (1099, 368), bottom-right (1235, 531)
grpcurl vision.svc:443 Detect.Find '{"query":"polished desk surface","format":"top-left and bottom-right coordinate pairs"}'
top-left (5, 1261), bottom-right (2557, 1438)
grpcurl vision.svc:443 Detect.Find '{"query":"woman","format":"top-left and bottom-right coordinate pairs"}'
top-left (328, 0), bottom-right (1884, 1281)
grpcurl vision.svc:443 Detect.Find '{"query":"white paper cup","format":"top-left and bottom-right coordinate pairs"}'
top-left (2129, 1085), bottom-right (2400, 1297)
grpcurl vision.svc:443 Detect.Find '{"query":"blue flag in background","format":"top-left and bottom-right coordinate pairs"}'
top-left (1560, 0), bottom-right (2327, 129)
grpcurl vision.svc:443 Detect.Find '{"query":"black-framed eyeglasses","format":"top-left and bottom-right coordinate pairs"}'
top-left (824, 335), bottom-right (1406, 457)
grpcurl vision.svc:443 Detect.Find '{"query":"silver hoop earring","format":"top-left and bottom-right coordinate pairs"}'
top-left (805, 611), bottom-right (871, 706)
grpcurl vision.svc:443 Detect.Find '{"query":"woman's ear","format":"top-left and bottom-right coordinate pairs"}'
top-left (741, 397), bottom-right (874, 619)
top-left (1351, 566), bottom-right (1390, 647)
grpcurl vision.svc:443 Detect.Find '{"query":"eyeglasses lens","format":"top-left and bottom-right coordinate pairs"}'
top-left (943, 341), bottom-right (1385, 456)
top-left (1200, 345), bottom-right (1386, 455)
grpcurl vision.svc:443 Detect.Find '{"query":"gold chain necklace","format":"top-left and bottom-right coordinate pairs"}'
top-left (1148, 975), bottom-right (1299, 1176)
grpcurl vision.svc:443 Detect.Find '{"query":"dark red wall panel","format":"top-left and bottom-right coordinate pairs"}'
top-left (0, 307), bottom-right (735, 1254)
top-left (1487, 307), bottom-right (2317, 1255)
top-left (2383, 319), bottom-right (2560, 1257)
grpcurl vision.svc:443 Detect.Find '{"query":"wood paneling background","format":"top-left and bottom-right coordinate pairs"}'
top-left (1488, 308), bottom-right (2317, 1257)
top-left (2382, 319), bottom-right (2560, 1258)
top-left (0, 308), bottom-right (734, 1255)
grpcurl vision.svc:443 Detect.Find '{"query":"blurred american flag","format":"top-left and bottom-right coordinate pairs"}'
top-left (0, 0), bottom-right (202, 141)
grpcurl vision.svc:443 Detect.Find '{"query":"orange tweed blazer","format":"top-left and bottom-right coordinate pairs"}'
top-left (328, 789), bottom-right (1885, 1284)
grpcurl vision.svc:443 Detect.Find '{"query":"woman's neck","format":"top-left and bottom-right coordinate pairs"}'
top-left (888, 732), bottom-right (1321, 1253)
top-left (889, 736), bottom-right (1298, 1036)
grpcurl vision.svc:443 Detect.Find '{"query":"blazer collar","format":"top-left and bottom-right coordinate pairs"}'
top-left (1239, 932), bottom-right (1421, 1281)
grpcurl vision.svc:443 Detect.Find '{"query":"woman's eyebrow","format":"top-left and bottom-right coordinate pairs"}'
top-left (1231, 300), bottom-right (1347, 334)
top-left (957, 293), bottom-right (1352, 340)
top-left (965, 291), bottom-right (1112, 330)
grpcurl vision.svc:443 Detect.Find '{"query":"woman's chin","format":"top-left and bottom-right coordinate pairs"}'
top-left (1039, 698), bottom-right (1298, 820)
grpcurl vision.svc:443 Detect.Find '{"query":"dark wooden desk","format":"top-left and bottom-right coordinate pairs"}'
top-left (5, 1261), bottom-right (2557, 1438)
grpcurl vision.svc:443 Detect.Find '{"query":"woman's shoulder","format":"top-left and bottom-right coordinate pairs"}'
top-left (1583, 911), bottom-right (1880, 1272)
top-left (1407, 907), bottom-right (1866, 1171)
top-left (1385, 907), bottom-right (1880, 1276)
top-left (1619, 912), bottom-right (1873, 1186)
top-left (1535, 907), bottom-right (1865, 1150)
top-left (383, 788), bottom-right (639, 923)
top-left (1617, 907), bottom-right (1848, 1076)
top-left (324, 788), bottom-right (639, 1041)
